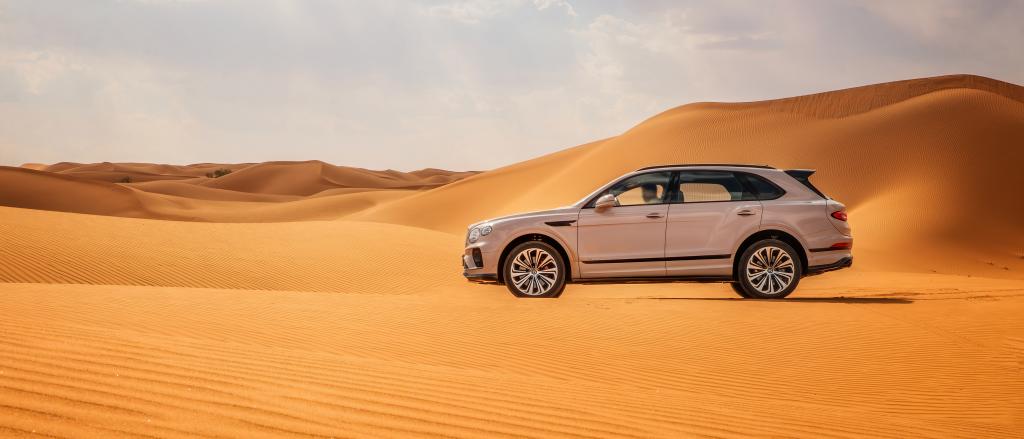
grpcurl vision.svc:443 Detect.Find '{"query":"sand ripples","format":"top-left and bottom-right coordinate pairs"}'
top-left (0, 208), bottom-right (460, 294)
top-left (1, 283), bottom-right (1022, 438)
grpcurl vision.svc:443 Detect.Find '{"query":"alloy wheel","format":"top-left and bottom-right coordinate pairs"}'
top-left (509, 248), bottom-right (559, 296)
top-left (745, 245), bottom-right (796, 296)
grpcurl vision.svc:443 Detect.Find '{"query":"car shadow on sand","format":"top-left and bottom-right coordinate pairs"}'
top-left (643, 296), bottom-right (913, 304)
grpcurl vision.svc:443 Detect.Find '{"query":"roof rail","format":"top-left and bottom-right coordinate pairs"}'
top-left (634, 163), bottom-right (776, 172)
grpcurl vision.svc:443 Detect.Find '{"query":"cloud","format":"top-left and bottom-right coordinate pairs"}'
top-left (0, 1), bottom-right (1021, 170)
top-left (424, 0), bottom-right (513, 24)
top-left (425, 0), bottom-right (576, 24)
top-left (532, 0), bottom-right (576, 17)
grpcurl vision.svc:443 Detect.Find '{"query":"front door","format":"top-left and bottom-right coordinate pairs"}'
top-left (577, 171), bottom-right (672, 278)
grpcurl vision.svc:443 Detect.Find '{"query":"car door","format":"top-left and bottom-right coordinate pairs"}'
top-left (577, 171), bottom-right (672, 278)
top-left (665, 171), bottom-right (762, 277)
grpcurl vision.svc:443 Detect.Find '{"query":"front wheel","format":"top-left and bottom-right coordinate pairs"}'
top-left (503, 241), bottom-right (566, 298)
top-left (729, 282), bottom-right (750, 298)
top-left (736, 239), bottom-right (802, 299)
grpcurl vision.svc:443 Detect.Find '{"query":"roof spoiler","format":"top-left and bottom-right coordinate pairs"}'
top-left (784, 169), bottom-right (828, 199)
top-left (784, 169), bottom-right (815, 179)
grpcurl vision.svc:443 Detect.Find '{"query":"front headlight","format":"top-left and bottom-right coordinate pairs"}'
top-left (468, 224), bottom-right (493, 243)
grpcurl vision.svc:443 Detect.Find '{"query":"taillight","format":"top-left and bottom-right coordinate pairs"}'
top-left (828, 242), bottom-right (852, 250)
top-left (831, 211), bottom-right (847, 221)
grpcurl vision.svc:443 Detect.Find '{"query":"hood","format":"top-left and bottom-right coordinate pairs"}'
top-left (469, 206), bottom-right (577, 229)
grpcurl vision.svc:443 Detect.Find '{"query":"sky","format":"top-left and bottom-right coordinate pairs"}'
top-left (2, 0), bottom-right (1022, 171)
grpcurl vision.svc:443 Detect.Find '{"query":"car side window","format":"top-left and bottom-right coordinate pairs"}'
top-left (590, 172), bottom-right (673, 207)
top-left (676, 171), bottom-right (756, 202)
top-left (739, 173), bottom-right (785, 200)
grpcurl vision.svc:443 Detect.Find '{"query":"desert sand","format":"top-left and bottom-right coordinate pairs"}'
top-left (0, 74), bottom-right (1022, 437)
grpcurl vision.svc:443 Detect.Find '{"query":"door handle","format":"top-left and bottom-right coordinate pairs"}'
top-left (737, 209), bottom-right (756, 216)
top-left (646, 212), bottom-right (664, 219)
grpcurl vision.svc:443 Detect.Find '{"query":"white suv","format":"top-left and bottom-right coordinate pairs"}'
top-left (462, 164), bottom-right (852, 298)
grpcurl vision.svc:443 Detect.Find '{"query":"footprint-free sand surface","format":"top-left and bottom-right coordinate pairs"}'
top-left (1, 74), bottom-right (1022, 437)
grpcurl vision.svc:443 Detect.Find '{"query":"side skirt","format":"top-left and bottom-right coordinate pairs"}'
top-left (572, 275), bottom-right (733, 284)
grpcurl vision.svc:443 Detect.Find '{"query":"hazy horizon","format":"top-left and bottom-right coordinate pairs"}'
top-left (3, 0), bottom-right (1023, 171)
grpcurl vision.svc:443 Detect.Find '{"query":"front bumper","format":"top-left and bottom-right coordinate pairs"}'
top-left (462, 247), bottom-right (499, 283)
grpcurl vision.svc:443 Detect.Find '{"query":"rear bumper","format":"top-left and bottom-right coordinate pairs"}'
top-left (805, 256), bottom-right (853, 276)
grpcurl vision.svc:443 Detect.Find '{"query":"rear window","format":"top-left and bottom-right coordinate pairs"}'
top-left (739, 173), bottom-right (785, 200)
top-left (674, 171), bottom-right (757, 202)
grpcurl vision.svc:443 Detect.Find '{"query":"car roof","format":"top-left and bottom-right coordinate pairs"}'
top-left (634, 163), bottom-right (776, 172)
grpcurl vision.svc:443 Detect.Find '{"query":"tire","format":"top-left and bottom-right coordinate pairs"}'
top-left (736, 239), bottom-right (802, 299)
top-left (729, 282), bottom-right (751, 298)
top-left (502, 241), bottom-right (567, 298)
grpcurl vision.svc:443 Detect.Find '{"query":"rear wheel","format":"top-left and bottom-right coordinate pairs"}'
top-left (503, 241), bottom-right (566, 298)
top-left (737, 239), bottom-right (802, 299)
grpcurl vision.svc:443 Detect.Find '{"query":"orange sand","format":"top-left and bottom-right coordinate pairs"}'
top-left (0, 74), bottom-right (1021, 437)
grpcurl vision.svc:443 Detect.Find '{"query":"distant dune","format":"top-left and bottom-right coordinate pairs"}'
top-left (198, 160), bottom-right (476, 196)
top-left (42, 161), bottom-right (251, 178)
top-left (1, 75), bottom-right (1023, 438)
top-left (18, 162), bottom-right (47, 170)
top-left (0, 161), bottom-right (478, 221)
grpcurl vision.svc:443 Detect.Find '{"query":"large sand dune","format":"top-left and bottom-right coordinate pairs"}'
top-left (353, 74), bottom-right (1024, 278)
top-left (1, 75), bottom-right (1022, 437)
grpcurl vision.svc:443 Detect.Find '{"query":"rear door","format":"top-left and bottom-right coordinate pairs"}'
top-left (664, 171), bottom-right (762, 277)
top-left (577, 171), bottom-right (672, 278)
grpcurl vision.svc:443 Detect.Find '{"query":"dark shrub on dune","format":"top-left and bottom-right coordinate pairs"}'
top-left (206, 168), bottom-right (232, 178)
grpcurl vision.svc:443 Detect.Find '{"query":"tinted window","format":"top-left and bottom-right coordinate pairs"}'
top-left (590, 172), bottom-right (672, 207)
top-left (740, 173), bottom-right (785, 200)
top-left (675, 171), bottom-right (756, 203)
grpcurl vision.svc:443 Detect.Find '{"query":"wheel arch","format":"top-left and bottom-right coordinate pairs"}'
top-left (733, 229), bottom-right (809, 279)
top-left (497, 233), bottom-right (572, 284)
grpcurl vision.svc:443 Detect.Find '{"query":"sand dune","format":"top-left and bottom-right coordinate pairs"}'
top-left (0, 167), bottom-right (160, 219)
top-left (0, 206), bottom-right (460, 293)
top-left (147, 189), bottom-right (421, 222)
top-left (40, 162), bottom-right (251, 184)
top-left (44, 161), bottom-right (250, 178)
top-left (353, 74), bottom-right (1024, 278)
top-left (27, 160), bottom-right (475, 197)
top-left (127, 180), bottom-right (302, 203)
top-left (0, 161), bottom-right (475, 221)
top-left (199, 160), bottom-right (476, 196)
top-left (11, 75), bottom-right (1020, 278)
top-left (2, 74), bottom-right (1023, 437)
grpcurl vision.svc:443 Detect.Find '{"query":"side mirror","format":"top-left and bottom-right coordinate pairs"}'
top-left (594, 194), bottom-right (617, 210)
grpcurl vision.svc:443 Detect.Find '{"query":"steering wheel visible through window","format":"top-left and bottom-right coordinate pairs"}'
top-left (590, 171), bottom-right (673, 207)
